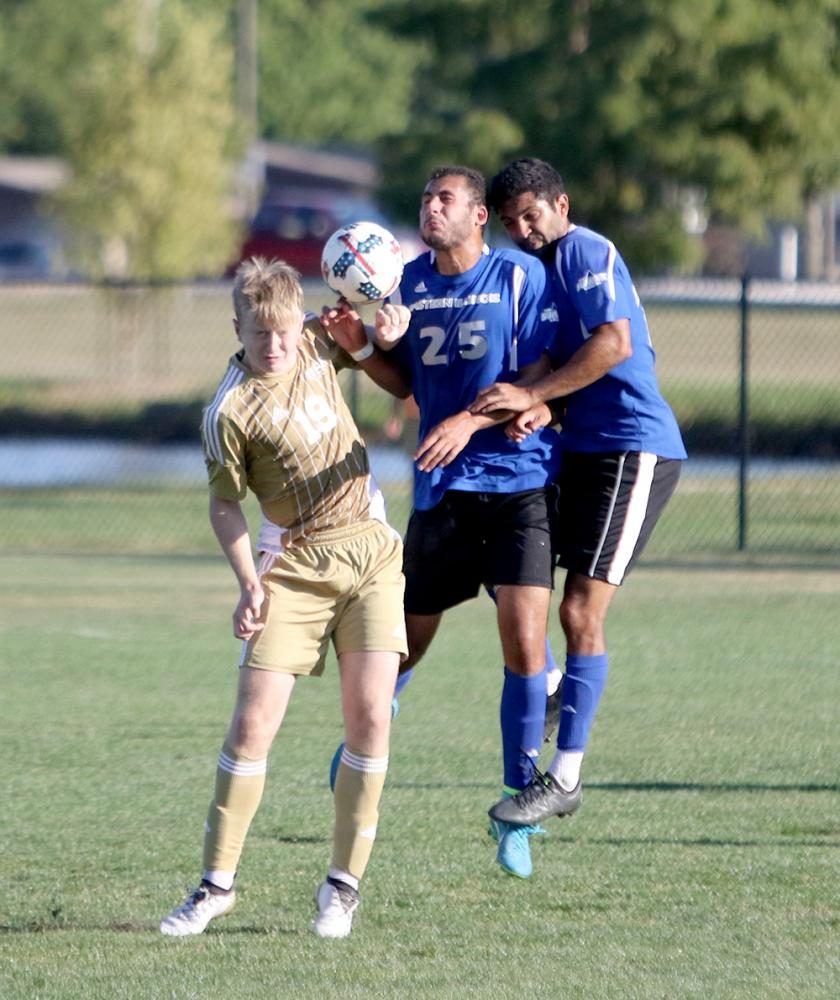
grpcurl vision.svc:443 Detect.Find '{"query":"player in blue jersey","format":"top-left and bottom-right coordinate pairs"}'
top-left (472, 157), bottom-right (687, 828)
top-left (322, 165), bottom-right (562, 878)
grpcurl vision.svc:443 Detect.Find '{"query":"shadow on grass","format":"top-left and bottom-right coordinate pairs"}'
top-left (393, 779), bottom-right (840, 794)
top-left (592, 780), bottom-right (840, 794)
top-left (0, 920), bottom-right (299, 936)
top-left (552, 834), bottom-right (840, 849)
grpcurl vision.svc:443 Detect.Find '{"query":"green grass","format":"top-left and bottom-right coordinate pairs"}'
top-left (3, 467), bottom-right (840, 562)
top-left (1, 552), bottom-right (838, 999)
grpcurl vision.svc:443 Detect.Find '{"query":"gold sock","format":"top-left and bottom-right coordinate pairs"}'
top-left (332, 746), bottom-right (389, 880)
top-left (202, 742), bottom-right (267, 876)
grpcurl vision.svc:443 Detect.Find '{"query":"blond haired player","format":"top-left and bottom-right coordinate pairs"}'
top-left (160, 258), bottom-right (409, 939)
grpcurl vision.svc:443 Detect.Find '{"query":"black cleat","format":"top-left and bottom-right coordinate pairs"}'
top-left (488, 768), bottom-right (582, 826)
top-left (543, 679), bottom-right (563, 743)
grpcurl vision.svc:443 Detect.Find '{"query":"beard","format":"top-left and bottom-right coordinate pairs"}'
top-left (420, 216), bottom-right (474, 252)
top-left (422, 229), bottom-right (451, 251)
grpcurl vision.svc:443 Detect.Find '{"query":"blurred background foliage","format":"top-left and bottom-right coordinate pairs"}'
top-left (1, 0), bottom-right (840, 277)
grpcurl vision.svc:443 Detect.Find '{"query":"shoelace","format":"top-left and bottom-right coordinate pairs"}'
top-left (512, 760), bottom-right (556, 808)
top-left (174, 887), bottom-right (208, 915)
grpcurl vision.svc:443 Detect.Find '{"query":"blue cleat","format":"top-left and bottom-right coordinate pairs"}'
top-left (329, 697), bottom-right (400, 792)
top-left (489, 818), bottom-right (544, 879)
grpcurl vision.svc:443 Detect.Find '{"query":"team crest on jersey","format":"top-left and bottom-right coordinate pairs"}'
top-left (541, 305), bottom-right (559, 322)
top-left (576, 270), bottom-right (609, 292)
top-left (305, 360), bottom-right (329, 380)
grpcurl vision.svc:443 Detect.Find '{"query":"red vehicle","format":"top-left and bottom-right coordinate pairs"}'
top-left (228, 190), bottom-right (420, 278)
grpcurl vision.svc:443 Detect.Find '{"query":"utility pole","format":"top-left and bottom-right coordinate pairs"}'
top-left (237, 0), bottom-right (262, 217)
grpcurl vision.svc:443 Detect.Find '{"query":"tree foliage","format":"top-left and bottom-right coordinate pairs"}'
top-left (3, 0), bottom-right (840, 274)
top-left (11, 0), bottom-right (240, 280)
top-left (373, 0), bottom-right (840, 271)
top-left (0, 0), bottom-right (113, 154)
top-left (255, 0), bottom-right (422, 147)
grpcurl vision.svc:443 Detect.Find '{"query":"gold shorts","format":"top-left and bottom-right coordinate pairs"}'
top-left (240, 520), bottom-right (407, 676)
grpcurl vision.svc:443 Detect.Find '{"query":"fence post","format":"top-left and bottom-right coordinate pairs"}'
top-left (737, 275), bottom-right (750, 551)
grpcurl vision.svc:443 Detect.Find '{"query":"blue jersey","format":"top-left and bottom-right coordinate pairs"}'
top-left (392, 244), bottom-right (561, 511)
top-left (546, 226), bottom-right (686, 459)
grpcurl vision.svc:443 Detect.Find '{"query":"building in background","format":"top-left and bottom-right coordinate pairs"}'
top-left (0, 157), bottom-right (70, 279)
top-left (0, 147), bottom-right (834, 282)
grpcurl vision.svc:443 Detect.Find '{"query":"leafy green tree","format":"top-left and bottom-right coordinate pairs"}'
top-left (370, 0), bottom-right (532, 225)
top-left (0, 0), bottom-right (113, 154)
top-left (374, 0), bottom-right (840, 272)
top-left (256, 0), bottom-right (422, 147)
top-left (49, 0), bottom-right (239, 280)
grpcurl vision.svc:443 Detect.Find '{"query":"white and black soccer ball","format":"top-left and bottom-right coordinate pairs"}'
top-left (320, 221), bottom-right (404, 304)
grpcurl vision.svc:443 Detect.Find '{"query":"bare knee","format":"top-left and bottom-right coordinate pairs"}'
top-left (344, 699), bottom-right (392, 756)
top-left (559, 595), bottom-right (606, 653)
top-left (227, 709), bottom-right (276, 758)
top-left (496, 585), bottom-right (551, 674)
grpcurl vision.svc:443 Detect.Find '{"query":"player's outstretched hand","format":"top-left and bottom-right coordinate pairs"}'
top-left (320, 300), bottom-right (368, 355)
top-left (505, 403), bottom-right (553, 443)
top-left (471, 381), bottom-right (536, 415)
top-left (233, 586), bottom-right (265, 640)
top-left (373, 303), bottom-right (410, 350)
top-left (414, 411), bottom-right (476, 472)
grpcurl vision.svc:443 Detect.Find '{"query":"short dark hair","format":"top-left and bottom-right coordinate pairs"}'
top-left (488, 157), bottom-right (565, 211)
top-left (426, 165), bottom-right (487, 207)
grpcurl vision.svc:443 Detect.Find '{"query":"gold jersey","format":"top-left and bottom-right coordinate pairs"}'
top-left (201, 316), bottom-right (380, 548)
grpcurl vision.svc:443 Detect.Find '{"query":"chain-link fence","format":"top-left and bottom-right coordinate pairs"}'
top-left (1, 278), bottom-right (838, 562)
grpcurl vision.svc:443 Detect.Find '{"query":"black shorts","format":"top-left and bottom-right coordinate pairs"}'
top-left (403, 488), bottom-right (554, 616)
top-left (554, 452), bottom-right (681, 585)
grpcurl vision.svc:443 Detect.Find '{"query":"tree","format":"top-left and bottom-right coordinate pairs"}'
top-left (373, 0), bottom-right (840, 272)
top-left (51, 0), bottom-right (239, 280)
top-left (255, 0), bottom-right (422, 147)
top-left (370, 0), bottom-right (533, 225)
top-left (0, 0), bottom-right (113, 154)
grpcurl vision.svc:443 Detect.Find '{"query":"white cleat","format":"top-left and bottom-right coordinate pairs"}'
top-left (311, 878), bottom-right (360, 939)
top-left (160, 884), bottom-right (236, 936)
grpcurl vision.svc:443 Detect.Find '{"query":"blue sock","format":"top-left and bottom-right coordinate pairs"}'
top-left (394, 669), bottom-right (413, 699)
top-left (500, 667), bottom-right (546, 793)
top-left (556, 653), bottom-right (609, 751)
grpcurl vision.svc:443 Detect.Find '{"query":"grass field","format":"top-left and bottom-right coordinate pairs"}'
top-left (1, 550), bottom-right (838, 999)
top-left (4, 466), bottom-right (840, 563)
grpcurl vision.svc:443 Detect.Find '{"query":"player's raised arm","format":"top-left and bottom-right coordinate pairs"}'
top-left (320, 301), bottom-right (413, 399)
top-left (466, 351), bottom-right (551, 417)
top-left (472, 322), bottom-right (630, 414)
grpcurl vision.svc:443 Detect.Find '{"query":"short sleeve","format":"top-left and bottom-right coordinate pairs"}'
top-left (202, 410), bottom-right (248, 501)
top-left (514, 259), bottom-right (556, 369)
top-left (562, 237), bottom-right (627, 331)
top-left (306, 314), bottom-right (356, 371)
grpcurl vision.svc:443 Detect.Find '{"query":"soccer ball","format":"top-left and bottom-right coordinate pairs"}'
top-left (321, 221), bottom-right (404, 304)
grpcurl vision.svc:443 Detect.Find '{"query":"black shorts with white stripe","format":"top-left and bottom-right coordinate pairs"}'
top-left (553, 451), bottom-right (681, 585)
